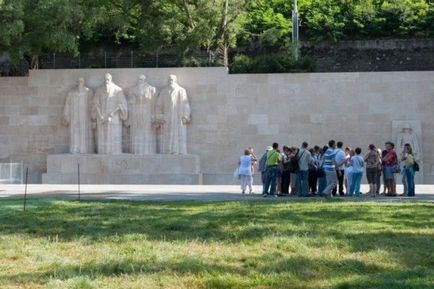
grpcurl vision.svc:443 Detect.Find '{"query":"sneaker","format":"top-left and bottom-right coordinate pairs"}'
top-left (242, 191), bottom-right (245, 194)
top-left (263, 194), bottom-right (267, 198)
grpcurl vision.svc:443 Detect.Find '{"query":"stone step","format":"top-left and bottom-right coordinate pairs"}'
top-left (42, 173), bottom-right (203, 185)
top-left (46, 154), bottom-right (200, 175)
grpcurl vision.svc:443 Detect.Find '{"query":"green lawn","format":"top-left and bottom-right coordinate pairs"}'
top-left (0, 199), bottom-right (433, 289)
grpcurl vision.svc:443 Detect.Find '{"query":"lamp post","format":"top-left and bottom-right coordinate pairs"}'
top-left (292, 0), bottom-right (300, 60)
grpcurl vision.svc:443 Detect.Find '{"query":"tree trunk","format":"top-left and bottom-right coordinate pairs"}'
top-left (222, 0), bottom-right (229, 67)
top-left (31, 55), bottom-right (39, 70)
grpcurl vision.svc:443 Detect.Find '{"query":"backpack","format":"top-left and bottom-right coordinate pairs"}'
top-left (258, 153), bottom-right (267, 173)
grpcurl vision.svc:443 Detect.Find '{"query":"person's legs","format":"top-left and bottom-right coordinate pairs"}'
top-left (297, 170), bottom-right (309, 197)
top-left (346, 172), bottom-right (353, 196)
top-left (349, 176), bottom-right (355, 197)
top-left (240, 175), bottom-right (246, 193)
top-left (376, 170), bottom-right (381, 194)
top-left (354, 172), bottom-right (362, 196)
top-left (281, 171), bottom-right (290, 195)
top-left (323, 170), bottom-right (338, 197)
top-left (391, 175), bottom-right (397, 195)
top-left (247, 175), bottom-right (253, 193)
top-left (332, 170), bottom-right (338, 196)
top-left (269, 167), bottom-right (277, 195)
top-left (402, 170), bottom-right (408, 196)
top-left (290, 173), bottom-right (297, 195)
top-left (406, 168), bottom-right (415, 196)
top-left (296, 171), bottom-right (302, 197)
top-left (261, 171), bottom-right (267, 184)
top-left (318, 176), bottom-right (327, 196)
top-left (311, 171), bottom-right (318, 193)
top-left (263, 169), bottom-right (271, 195)
top-left (303, 170), bottom-right (309, 196)
top-left (308, 170), bottom-right (315, 193)
top-left (338, 170), bottom-right (345, 195)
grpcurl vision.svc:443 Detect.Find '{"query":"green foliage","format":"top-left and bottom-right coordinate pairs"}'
top-left (0, 0), bottom-right (433, 69)
top-left (299, 0), bottom-right (433, 41)
top-left (0, 0), bottom-right (82, 65)
top-left (230, 51), bottom-right (315, 73)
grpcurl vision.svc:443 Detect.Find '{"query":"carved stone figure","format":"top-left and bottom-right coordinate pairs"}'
top-left (63, 77), bottom-right (92, 154)
top-left (127, 75), bottom-right (157, 154)
top-left (156, 74), bottom-right (191, 155)
top-left (396, 127), bottom-right (421, 161)
top-left (91, 73), bottom-right (128, 154)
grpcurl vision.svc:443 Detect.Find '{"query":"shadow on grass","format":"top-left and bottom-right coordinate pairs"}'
top-left (0, 199), bottom-right (433, 242)
top-left (1, 251), bottom-right (433, 289)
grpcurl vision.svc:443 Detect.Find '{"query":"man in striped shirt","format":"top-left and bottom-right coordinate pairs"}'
top-left (322, 140), bottom-right (338, 198)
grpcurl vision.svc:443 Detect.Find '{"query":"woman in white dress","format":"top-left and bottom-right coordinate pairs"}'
top-left (239, 149), bottom-right (253, 194)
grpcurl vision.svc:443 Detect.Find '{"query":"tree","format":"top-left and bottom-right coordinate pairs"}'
top-left (0, 0), bottom-right (83, 68)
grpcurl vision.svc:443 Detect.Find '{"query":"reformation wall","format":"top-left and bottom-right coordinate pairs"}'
top-left (0, 68), bottom-right (433, 184)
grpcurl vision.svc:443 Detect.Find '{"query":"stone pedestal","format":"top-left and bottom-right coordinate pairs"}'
top-left (42, 154), bottom-right (202, 184)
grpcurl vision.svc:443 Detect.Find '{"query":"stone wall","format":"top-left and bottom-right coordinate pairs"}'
top-left (0, 68), bottom-right (433, 184)
top-left (302, 38), bottom-right (434, 72)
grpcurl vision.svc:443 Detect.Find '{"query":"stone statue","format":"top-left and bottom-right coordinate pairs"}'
top-left (127, 74), bottom-right (157, 155)
top-left (156, 74), bottom-right (191, 155)
top-left (396, 127), bottom-right (421, 161)
top-left (91, 73), bottom-right (128, 154)
top-left (63, 77), bottom-right (92, 154)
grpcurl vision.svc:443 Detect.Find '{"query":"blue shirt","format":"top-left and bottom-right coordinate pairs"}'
top-left (323, 148), bottom-right (337, 172)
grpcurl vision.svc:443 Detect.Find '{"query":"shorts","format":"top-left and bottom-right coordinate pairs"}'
top-left (384, 166), bottom-right (394, 180)
top-left (366, 167), bottom-right (378, 184)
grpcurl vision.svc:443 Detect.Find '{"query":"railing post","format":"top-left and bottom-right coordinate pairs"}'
top-left (23, 167), bottom-right (28, 211)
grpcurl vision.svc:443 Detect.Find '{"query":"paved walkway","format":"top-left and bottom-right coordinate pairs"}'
top-left (1, 184), bottom-right (434, 202)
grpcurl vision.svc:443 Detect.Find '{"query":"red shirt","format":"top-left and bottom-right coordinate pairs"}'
top-left (384, 150), bottom-right (398, 166)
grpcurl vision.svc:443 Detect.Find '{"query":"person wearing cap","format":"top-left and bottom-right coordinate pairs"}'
top-left (263, 143), bottom-right (281, 197)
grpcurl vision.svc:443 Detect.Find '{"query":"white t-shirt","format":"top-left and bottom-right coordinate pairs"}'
top-left (351, 155), bottom-right (364, 173)
top-left (335, 149), bottom-right (346, 170)
top-left (239, 155), bottom-right (252, 176)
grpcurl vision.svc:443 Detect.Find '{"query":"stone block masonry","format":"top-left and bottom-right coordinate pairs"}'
top-left (0, 68), bottom-right (433, 184)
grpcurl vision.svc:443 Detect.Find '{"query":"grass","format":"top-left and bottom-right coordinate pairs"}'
top-left (0, 198), bottom-right (433, 289)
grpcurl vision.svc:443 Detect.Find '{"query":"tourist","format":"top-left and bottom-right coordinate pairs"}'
top-left (333, 141), bottom-right (346, 196)
top-left (276, 149), bottom-right (282, 194)
top-left (382, 142), bottom-right (398, 196)
top-left (263, 143), bottom-right (281, 197)
top-left (309, 146), bottom-right (320, 194)
top-left (399, 146), bottom-right (409, 196)
top-left (317, 146), bottom-right (328, 195)
top-left (349, 148), bottom-right (364, 197)
top-left (248, 147), bottom-right (258, 174)
top-left (376, 148), bottom-right (383, 195)
top-left (343, 147), bottom-right (353, 195)
top-left (365, 144), bottom-right (381, 197)
top-left (381, 148), bottom-right (389, 195)
top-left (322, 140), bottom-right (338, 198)
top-left (289, 146), bottom-right (298, 195)
top-left (401, 143), bottom-right (416, 197)
top-left (258, 146), bottom-right (272, 184)
top-left (239, 149), bottom-right (253, 194)
top-left (296, 142), bottom-right (312, 197)
top-left (280, 146), bottom-right (292, 195)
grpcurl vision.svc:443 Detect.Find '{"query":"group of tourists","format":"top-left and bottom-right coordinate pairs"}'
top-left (237, 140), bottom-right (418, 198)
